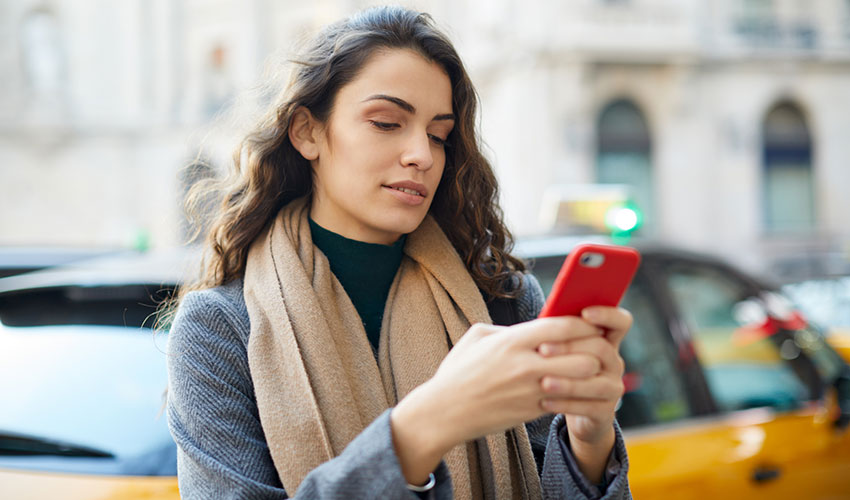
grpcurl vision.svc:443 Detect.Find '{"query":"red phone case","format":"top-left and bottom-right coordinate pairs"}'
top-left (538, 243), bottom-right (641, 318)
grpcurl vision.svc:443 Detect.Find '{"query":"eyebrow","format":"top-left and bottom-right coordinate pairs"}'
top-left (362, 94), bottom-right (455, 121)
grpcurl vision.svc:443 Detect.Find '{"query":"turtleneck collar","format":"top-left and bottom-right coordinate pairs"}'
top-left (308, 217), bottom-right (406, 350)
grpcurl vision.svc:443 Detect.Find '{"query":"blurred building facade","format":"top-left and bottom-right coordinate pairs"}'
top-left (467, 0), bottom-right (850, 277)
top-left (1, 0), bottom-right (849, 278)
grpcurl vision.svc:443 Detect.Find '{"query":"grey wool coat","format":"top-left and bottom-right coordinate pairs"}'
top-left (166, 274), bottom-right (632, 499)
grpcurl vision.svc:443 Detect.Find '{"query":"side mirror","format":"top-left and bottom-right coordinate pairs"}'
top-left (731, 297), bottom-right (776, 346)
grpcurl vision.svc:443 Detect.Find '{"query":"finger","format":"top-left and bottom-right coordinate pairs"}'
top-left (463, 322), bottom-right (505, 343)
top-left (581, 307), bottom-right (633, 347)
top-left (537, 354), bottom-right (601, 379)
top-left (540, 375), bottom-right (624, 401)
top-left (511, 316), bottom-right (601, 350)
top-left (568, 336), bottom-right (623, 375)
top-left (540, 397), bottom-right (614, 417)
top-left (538, 337), bottom-right (604, 357)
top-left (539, 336), bottom-right (622, 376)
top-left (580, 306), bottom-right (632, 333)
top-left (537, 342), bottom-right (571, 357)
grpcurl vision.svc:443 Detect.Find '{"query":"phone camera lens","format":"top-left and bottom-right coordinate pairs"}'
top-left (579, 252), bottom-right (604, 268)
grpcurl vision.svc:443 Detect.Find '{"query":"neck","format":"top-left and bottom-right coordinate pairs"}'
top-left (309, 199), bottom-right (403, 245)
top-left (307, 216), bottom-right (406, 350)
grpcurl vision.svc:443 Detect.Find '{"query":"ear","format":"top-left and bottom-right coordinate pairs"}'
top-left (289, 107), bottom-right (321, 161)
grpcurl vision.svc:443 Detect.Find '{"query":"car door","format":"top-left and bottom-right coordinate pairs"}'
top-left (612, 263), bottom-right (732, 499)
top-left (655, 258), bottom-right (850, 499)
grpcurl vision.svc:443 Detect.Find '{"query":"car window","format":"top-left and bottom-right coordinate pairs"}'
top-left (783, 276), bottom-right (850, 329)
top-left (616, 279), bottom-right (694, 428)
top-left (666, 266), bottom-right (811, 413)
top-left (0, 285), bottom-right (173, 328)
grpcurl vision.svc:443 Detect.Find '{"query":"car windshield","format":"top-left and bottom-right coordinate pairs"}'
top-left (0, 325), bottom-right (174, 475)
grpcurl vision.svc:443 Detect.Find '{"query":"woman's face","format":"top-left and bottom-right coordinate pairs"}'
top-left (306, 49), bottom-right (454, 245)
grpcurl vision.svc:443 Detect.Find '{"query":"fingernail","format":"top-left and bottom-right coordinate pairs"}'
top-left (539, 344), bottom-right (552, 356)
top-left (582, 308), bottom-right (599, 321)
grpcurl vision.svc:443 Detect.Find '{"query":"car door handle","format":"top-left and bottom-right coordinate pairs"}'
top-left (752, 466), bottom-right (782, 483)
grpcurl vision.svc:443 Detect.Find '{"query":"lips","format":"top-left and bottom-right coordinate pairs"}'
top-left (392, 186), bottom-right (419, 196)
top-left (382, 181), bottom-right (428, 198)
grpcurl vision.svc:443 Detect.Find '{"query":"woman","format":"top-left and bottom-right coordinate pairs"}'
top-left (167, 6), bottom-right (632, 499)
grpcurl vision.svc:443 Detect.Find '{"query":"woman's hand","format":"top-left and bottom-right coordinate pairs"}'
top-left (432, 316), bottom-right (607, 439)
top-left (390, 316), bottom-right (602, 484)
top-left (536, 306), bottom-right (632, 483)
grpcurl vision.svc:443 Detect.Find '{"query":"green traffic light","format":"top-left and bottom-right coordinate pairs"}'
top-left (605, 202), bottom-right (643, 244)
top-left (605, 203), bottom-right (643, 232)
top-left (612, 207), bottom-right (639, 231)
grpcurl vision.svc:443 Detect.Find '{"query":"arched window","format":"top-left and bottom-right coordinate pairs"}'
top-left (596, 99), bottom-right (654, 233)
top-left (762, 102), bottom-right (814, 232)
top-left (20, 8), bottom-right (65, 95)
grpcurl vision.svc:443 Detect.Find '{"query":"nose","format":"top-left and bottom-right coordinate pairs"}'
top-left (400, 129), bottom-right (434, 171)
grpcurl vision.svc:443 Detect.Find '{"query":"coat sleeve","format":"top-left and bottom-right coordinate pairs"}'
top-left (519, 274), bottom-right (633, 500)
top-left (166, 286), bottom-right (452, 499)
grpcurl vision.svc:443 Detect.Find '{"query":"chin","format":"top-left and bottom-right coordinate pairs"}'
top-left (381, 210), bottom-right (429, 235)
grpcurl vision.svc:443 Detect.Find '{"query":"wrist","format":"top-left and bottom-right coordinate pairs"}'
top-left (390, 381), bottom-right (461, 484)
top-left (566, 420), bottom-right (616, 485)
top-left (567, 416), bottom-right (615, 448)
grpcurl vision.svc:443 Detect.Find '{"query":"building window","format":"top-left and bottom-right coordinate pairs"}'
top-left (844, 0), bottom-right (850, 40)
top-left (762, 102), bottom-right (815, 233)
top-left (203, 43), bottom-right (234, 118)
top-left (20, 8), bottom-right (65, 95)
top-left (596, 99), bottom-right (654, 233)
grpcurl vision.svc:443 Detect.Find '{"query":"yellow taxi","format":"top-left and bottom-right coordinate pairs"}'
top-left (0, 471), bottom-right (178, 500)
top-left (522, 237), bottom-right (850, 499)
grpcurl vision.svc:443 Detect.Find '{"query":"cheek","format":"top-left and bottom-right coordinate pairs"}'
top-left (432, 151), bottom-right (448, 184)
top-left (322, 133), bottom-right (375, 185)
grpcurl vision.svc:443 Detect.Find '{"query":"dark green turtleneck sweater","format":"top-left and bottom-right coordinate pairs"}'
top-left (309, 218), bottom-right (406, 351)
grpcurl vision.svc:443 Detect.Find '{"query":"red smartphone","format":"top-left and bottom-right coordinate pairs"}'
top-left (538, 243), bottom-right (641, 318)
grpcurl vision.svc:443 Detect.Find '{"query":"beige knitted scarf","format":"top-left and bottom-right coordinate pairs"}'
top-left (243, 198), bottom-right (542, 499)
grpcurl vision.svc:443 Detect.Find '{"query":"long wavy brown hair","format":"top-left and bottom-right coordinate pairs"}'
top-left (175, 6), bottom-right (525, 314)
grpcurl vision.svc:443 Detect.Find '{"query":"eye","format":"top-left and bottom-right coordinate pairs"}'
top-left (369, 120), bottom-right (400, 131)
top-left (428, 134), bottom-right (448, 148)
